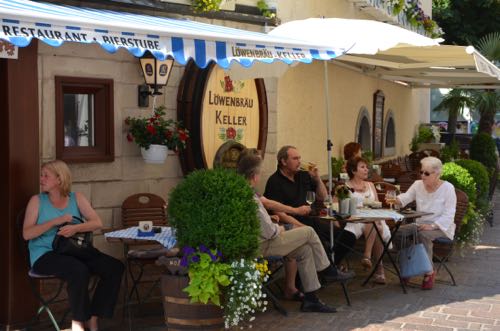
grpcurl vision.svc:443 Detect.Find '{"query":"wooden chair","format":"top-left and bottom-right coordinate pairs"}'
top-left (432, 189), bottom-right (468, 286)
top-left (121, 193), bottom-right (170, 305)
top-left (381, 163), bottom-right (402, 179)
top-left (408, 151), bottom-right (427, 171)
top-left (396, 171), bottom-right (420, 193)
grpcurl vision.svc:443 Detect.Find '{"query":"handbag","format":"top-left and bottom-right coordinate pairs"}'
top-left (52, 216), bottom-right (96, 259)
top-left (398, 226), bottom-right (433, 278)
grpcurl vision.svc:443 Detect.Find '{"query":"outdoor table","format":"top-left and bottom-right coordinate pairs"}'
top-left (104, 226), bottom-right (177, 249)
top-left (321, 209), bottom-right (431, 293)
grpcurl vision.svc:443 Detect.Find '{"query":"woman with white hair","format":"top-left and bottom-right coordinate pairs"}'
top-left (393, 156), bottom-right (456, 290)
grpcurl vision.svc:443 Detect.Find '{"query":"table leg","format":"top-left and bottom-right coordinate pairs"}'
top-left (362, 221), bottom-right (407, 294)
top-left (330, 221), bottom-right (335, 264)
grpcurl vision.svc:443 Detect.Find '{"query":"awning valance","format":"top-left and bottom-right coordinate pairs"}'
top-left (0, 0), bottom-right (347, 68)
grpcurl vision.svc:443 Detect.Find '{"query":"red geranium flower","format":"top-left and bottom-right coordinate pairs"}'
top-left (146, 124), bottom-right (156, 135)
top-left (126, 133), bottom-right (133, 142)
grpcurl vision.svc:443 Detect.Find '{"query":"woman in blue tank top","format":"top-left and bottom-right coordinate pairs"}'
top-left (23, 160), bottom-right (124, 331)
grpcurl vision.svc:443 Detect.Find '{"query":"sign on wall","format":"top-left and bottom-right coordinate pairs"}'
top-left (0, 40), bottom-right (18, 59)
top-left (201, 67), bottom-right (261, 168)
top-left (177, 61), bottom-right (268, 174)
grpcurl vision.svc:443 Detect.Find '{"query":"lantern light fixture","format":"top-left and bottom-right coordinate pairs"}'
top-left (138, 52), bottom-right (174, 107)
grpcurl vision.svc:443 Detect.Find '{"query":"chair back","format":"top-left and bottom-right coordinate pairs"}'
top-left (396, 171), bottom-right (420, 192)
top-left (121, 193), bottom-right (167, 228)
top-left (408, 151), bottom-right (427, 171)
top-left (454, 189), bottom-right (469, 236)
top-left (381, 162), bottom-right (402, 179)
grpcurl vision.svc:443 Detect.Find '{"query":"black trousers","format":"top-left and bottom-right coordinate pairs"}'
top-left (33, 249), bottom-right (124, 322)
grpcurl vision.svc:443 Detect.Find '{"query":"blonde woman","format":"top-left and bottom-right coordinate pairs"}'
top-left (23, 160), bottom-right (124, 331)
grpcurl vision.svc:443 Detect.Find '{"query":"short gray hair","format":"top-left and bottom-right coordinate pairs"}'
top-left (277, 145), bottom-right (296, 168)
top-left (237, 148), bottom-right (262, 180)
top-left (420, 156), bottom-right (443, 175)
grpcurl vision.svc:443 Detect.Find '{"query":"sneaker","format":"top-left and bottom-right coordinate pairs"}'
top-left (322, 266), bottom-right (355, 282)
top-left (300, 300), bottom-right (337, 313)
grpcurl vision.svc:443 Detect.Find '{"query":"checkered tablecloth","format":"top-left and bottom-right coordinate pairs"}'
top-left (104, 226), bottom-right (177, 249)
top-left (354, 209), bottom-right (404, 222)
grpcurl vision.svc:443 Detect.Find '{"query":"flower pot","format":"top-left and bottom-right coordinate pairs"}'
top-left (161, 274), bottom-right (224, 330)
top-left (141, 144), bottom-right (168, 164)
top-left (339, 198), bottom-right (350, 214)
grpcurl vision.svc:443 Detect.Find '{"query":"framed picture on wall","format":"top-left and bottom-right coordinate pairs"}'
top-left (372, 90), bottom-right (385, 159)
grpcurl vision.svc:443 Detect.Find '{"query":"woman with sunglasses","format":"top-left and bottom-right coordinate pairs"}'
top-left (392, 156), bottom-right (456, 290)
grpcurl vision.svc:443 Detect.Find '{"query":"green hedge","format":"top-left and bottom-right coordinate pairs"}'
top-left (441, 162), bottom-right (477, 204)
top-left (168, 168), bottom-right (260, 260)
top-left (455, 159), bottom-right (490, 208)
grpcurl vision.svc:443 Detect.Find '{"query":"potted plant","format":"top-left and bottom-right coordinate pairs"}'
top-left (335, 184), bottom-right (352, 214)
top-left (125, 105), bottom-right (189, 163)
top-left (191, 0), bottom-right (222, 13)
top-left (166, 168), bottom-right (269, 329)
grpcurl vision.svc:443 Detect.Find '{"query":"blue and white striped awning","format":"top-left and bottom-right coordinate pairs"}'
top-left (0, 0), bottom-right (348, 68)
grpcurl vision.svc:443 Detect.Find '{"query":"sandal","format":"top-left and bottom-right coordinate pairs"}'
top-left (361, 257), bottom-right (372, 270)
top-left (373, 272), bottom-right (386, 284)
top-left (284, 290), bottom-right (305, 302)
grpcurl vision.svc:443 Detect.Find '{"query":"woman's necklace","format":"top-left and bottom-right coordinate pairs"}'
top-left (348, 179), bottom-right (366, 193)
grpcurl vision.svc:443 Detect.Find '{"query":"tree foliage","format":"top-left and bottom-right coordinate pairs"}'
top-left (433, 0), bottom-right (500, 46)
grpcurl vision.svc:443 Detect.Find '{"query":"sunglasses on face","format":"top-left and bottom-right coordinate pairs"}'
top-left (420, 171), bottom-right (433, 176)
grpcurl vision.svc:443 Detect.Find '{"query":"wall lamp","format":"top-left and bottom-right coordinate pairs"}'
top-left (138, 52), bottom-right (174, 107)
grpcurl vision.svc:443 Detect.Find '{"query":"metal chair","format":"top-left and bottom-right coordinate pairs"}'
top-left (16, 209), bottom-right (69, 331)
top-left (432, 188), bottom-right (468, 286)
top-left (121, 193), bottom-right (170, 304)
top-left (261, 256), bottom-right (288, 316)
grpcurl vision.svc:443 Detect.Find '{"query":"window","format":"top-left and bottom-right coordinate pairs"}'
top-left (55, 77), bottom-right (114, 163)
top-left (355, 107), bottom-right (371, 153)
top-left (384, 111), bottom-right (396, 156)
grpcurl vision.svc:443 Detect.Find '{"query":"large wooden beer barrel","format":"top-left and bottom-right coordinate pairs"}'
top-left (161, 274), bottom-right (224, 330)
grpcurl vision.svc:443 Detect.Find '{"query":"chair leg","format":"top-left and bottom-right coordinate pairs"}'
top-left (340, 282), bottom-right (351, 306)
top-left (434, 253), bottom-right (456, 286)
top-left (262, 286), bottom-right (287, 316)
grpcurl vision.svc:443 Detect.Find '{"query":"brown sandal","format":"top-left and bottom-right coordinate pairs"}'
top-left (361, 257), bottom-right (372, 270)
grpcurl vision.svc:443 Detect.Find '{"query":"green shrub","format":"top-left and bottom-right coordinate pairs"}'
top-left (168, 168), bottom-right (260, 260)
top-left (417, 126), bottom-right (435, 143)
top-left (441, 162), bottom-right (477, 204)
top-left (455, 159), bottom-right (490, 209)
top-left (331, 156), bottom-right (345, 179)
top-left (470, 132), bottom-right (498, 177)
top-left (440, 140), bottom-right (460, 163)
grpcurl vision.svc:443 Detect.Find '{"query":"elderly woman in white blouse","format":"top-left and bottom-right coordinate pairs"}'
top-left (393, 156), bottom-right (456, 290)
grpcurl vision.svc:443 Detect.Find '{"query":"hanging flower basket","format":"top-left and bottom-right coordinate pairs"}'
top-left (125, 105), bottom-right (189, 164)
top-left (141, 144), bottom-right (169, 164)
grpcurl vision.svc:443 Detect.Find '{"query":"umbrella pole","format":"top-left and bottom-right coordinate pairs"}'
top-left (323, 61), bottom-right (335, 263)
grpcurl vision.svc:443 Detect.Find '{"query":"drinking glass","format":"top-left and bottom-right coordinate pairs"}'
top-left (323, 195), bottom-right (332, 216)
top-left (385, 190), bottom-right (396, 210)
top-left (306, 191), bottom-right (316, 206)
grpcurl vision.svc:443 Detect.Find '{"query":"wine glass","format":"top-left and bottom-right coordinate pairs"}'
top-left (323, 195), bottom-right (332, 216)
top-left (306, 191), bottom-right (316, 206)
top-left (385, 190), bottom-right (396, 210)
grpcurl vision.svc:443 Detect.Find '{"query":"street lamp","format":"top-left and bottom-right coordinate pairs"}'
top-left (138, 52), bottom-right (174, 107)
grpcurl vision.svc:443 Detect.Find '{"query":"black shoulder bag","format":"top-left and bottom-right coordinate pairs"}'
top-left (52, 216), bottom-right (96, 259)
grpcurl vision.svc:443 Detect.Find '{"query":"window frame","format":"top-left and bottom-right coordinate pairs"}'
top-left (355, 107), bottom-right (372, 153)
top-left (55, 76), bottom-right (114, 163)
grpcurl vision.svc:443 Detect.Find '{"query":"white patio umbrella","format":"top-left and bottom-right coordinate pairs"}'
top-left (267, 18), bottom-right (441, 200)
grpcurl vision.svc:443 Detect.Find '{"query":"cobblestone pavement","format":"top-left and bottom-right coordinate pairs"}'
top-left (39, 193), bottom-right (500, 331)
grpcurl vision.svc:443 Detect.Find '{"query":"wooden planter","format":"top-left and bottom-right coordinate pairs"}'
top-left (161, 274), bottom-right (224, 330)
